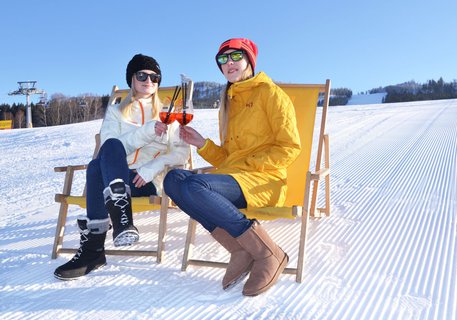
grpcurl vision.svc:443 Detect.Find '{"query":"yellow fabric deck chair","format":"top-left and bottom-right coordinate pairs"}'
top-left (52, 85), bottom-right (192, 263)
top-left (181, 80), bottom-right (331, 282)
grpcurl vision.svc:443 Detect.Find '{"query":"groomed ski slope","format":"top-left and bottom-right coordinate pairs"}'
top-left (0, 98), bottom-right (455, 320)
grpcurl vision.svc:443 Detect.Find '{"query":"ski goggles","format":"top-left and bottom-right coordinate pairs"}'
top-left (216, 50), bottom-right (245, 65)
top-left (135, 71), bottom-right (161, 83)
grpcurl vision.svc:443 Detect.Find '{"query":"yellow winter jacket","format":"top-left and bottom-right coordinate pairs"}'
top-left (198, 72), bottom-right (301, 209)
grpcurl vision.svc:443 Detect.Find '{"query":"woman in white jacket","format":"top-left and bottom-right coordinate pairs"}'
top-left (54, 54), bottom-right (189, 280)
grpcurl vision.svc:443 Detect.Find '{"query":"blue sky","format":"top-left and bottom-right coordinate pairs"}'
top-left (1, 0), bottom-right (456, 105)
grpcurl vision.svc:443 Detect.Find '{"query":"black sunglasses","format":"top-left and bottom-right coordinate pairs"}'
top-left (135, 71), bottom-right (161, 83)
top-left (216, 50), bottom-right (245, 65)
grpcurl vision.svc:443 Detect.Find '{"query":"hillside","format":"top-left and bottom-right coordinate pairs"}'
top-left (1, 99), bottom-right (456, 319)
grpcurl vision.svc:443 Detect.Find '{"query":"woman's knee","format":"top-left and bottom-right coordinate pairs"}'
top-left (182, 174), bottom-right (212, 195)
top-left (164, 169), bottom-right (183, 195)
top-left (99, 138), bottom-right (126, 158)
top-left (103, 138), bottom-right (123, 148)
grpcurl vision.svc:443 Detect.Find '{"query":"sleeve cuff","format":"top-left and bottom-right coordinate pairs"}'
top-left (197, 138), bottom-right (210, 153)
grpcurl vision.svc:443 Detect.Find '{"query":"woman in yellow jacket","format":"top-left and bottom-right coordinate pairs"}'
top-left (164, 38), bottom-right (301, 296)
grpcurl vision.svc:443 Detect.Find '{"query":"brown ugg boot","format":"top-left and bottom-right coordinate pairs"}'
top-left (211, 227), bottom-right (254, 290)
top-left (236, 221), bottom-right (288, 296)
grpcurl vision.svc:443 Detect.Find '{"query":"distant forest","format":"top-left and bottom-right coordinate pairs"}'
top-left (380, 78), bottom-right (457, 103)
top-left (0, 81), bottom-right (224, 128)
top-left (1, 78), bottom-right (456, 128)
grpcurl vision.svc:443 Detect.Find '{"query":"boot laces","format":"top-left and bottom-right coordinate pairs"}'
top-left (120, 212), bottom-right (129, 225)
top-left (111, 193), bottom-right (130, 226)
top-left (71, 229), bottom-right (90, 262)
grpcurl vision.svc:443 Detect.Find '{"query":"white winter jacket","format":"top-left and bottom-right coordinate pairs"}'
top-left (99, 99), bottom-right (190, 195)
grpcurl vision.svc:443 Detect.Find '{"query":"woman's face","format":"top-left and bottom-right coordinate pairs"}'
top-left (132, 70), bottom-right (159, 99)
top-left (220, 49), bottom-right (249, 83)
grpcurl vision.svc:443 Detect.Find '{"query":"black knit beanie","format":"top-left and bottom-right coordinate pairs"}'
top-left (126, 54), bottom-right (161, 87)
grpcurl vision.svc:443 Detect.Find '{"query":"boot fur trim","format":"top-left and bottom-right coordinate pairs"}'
top-left (87, 217), bottom-right (110, 234)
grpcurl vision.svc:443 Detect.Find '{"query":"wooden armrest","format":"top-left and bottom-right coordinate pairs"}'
top-left (192, 166), bottom-right (215, 174)
top-left (54, 164), bottom-right (88, 172)
top-left (169, 164), bottom-right (186, 169)
top-left (162, 164), bottom-right (189, 174)
top-left (149, 195), bottom-right (162, 205)
top-left (310, 168), bottom-right (330, 180)
top-left (55, 193), bottom-right (67, 202)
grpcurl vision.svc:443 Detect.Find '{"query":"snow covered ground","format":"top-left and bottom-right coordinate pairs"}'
top-left (1, 99), bottom-right (456, 320)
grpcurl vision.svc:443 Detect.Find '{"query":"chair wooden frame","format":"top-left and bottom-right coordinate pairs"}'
top-left (52, 85), bottom-right (191, 263)
top-left (181, 80), bottom-right (331, 283)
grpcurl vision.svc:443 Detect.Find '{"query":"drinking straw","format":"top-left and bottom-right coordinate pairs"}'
top-left (182, 82), bottom-right (188, 124)
top-left (164, 85), bottom-right (181, 123)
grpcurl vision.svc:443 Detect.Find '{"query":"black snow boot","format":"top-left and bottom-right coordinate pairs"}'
top-left (54, 216), bottom-right (109, 280)
top-left (104, 179), bottom-right (139, 247)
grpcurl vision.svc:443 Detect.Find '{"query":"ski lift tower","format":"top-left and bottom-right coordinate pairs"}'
top-left (9, 81), bottom-right (45, 128)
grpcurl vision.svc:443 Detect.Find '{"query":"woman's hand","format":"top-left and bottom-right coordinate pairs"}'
top-left (180, 125), bottom-right (205, 148)
top-left (132, 172), bottom-right (147, 188)
top-left (154, 121), bottom-right (168, 137)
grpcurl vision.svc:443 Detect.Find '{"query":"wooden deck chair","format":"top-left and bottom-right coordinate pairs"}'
top-left (181, 80), bottom-right (331, 283)
top-left (52, 85), bottom-right (192, 263)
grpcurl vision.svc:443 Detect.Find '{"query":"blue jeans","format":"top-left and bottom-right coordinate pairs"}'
top-left (86, 138), bottom-right (157, 220)
top-left (163, 168), bottom-right (252, 237)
